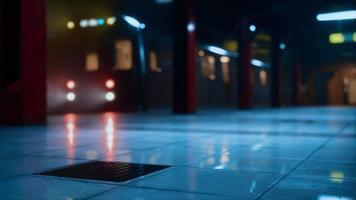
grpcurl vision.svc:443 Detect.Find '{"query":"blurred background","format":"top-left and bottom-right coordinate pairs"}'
top-left (1, 0), bottom-right (356, 120)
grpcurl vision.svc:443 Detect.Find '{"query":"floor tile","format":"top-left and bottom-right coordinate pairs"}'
top-left (292, 160), bottom-right (356, 181)
top-left (190, 155), bottom-right (300, 174)
top-left (87, 186), bottom-right (237, 200)
top-left (129, 167), bottom-right (281, 198)
top-left (261, 176), bottom-right (356, 200)
top-left (0, 156), bottom-right (84, 180)
top-left (0, 176), bottom-right (116, 200)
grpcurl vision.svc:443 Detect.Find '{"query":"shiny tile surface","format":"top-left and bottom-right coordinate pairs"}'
top-left (0, 176), bottom-right (116, 200)
top-left (260, 177), bottom-right (356, 200)
top-left (87, 186), bottom-right (237, 200)
top-left (0, 107), bottom-right (355, 199)
top-left (129, 167), bottom-right (282, 198)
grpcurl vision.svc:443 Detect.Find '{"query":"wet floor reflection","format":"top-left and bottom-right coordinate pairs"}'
top-left (65, 113), bottom-right (77, 158)
top-left (103, 113), bottom-right (116, 161)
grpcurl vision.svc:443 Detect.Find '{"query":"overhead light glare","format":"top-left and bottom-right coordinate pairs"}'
top-left (156, 0), bottom-right (172, 3)
top-left (251, 59), bottom-right (264, 67)
top-left (207, 46), bottom-right (228, 56)
top-left (279, 43), bottom-right (286, 50)
top-left (123, 15), bottom-right (142, 29)
top-left (249, 25), bottom-right (256, 32)
top-left (187, 22), bottom-right (195, 32)
top-left (316, 10), bottom-right (356, 21)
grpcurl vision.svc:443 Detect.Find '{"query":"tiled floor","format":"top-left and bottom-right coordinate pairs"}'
top-left (0, 107), bottom-right (355, 200)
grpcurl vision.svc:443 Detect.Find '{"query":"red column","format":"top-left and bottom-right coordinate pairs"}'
top-left (237, 15), bottom-right (253, 109)
top-left (0, 0), bottom-right (46, 124)
top-left (173, 0), bottom-right (196, 113)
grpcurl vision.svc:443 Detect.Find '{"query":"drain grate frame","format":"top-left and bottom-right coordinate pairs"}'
top-left (36, 161), bottom-right (170, 183)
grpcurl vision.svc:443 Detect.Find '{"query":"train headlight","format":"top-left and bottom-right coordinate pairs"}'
top-left (66, 92), bottom-right (76, 102)
top-left (105, 92), bottom-right (116, 102)
top-left (105, 79), bottom-right (115, 89)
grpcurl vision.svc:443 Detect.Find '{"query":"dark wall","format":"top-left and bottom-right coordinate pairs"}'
top-left (0, 0), bottom-right (47, 124)
top-left (0, 1), bottom-right (21, 88)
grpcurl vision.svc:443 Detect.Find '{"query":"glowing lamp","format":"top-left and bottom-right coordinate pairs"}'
top-left (107, 17), bottom-right (117, 25)
top-left (105, 92), bottom-right (116, 102)
top-left (105, 79), bottom-right (115, 89)
top-left (66, 80), bottom-right (76, 90)
top-left (66, 92), bottom-right (76, 101)
top-left (329, 33), bottom-right (345, 44)
top-left (220, 56), bottom-right (230, 64)
top-left (249, 25), bottom-right (256, 32)
top-left (67, 21), bottom-right (75, 29)
top-left (187, 22), bottom-right (195, 32)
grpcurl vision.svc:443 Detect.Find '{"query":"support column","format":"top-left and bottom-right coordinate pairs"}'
top-left (237, 15), bottom-right (253, 109)
top-left (173, 0), bottom-right (196, 113)
top-left (0, 0), bottom-right (46, 124)
top-left (292, 47), bottom-right (302, 105)
top-left (270, 31), bottom-right (282, 107)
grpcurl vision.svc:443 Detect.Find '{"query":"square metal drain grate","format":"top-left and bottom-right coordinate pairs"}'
top-left (37, 161), bottom-right (170, 182)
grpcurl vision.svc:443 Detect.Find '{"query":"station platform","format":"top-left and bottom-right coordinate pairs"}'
top-left (0, 107), bottom-right (355, 199)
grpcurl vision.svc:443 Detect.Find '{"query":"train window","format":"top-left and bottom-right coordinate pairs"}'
top-left (86, 52), bottom-right (99, 72)
top-left (259, 70), bottom-right (268, 86)
top-left (149, 51), bottom-right (162, 72)
top-left (114, 40), bottom-right (133, 71)
top-left (201, 55), bottom-right (216, 80)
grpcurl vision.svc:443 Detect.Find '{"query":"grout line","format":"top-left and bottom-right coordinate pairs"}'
top-left (253, 122), bottom-right (352, 200)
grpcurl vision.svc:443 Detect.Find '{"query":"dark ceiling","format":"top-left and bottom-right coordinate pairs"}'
top-left (48, 0), bottom-right (356, 63)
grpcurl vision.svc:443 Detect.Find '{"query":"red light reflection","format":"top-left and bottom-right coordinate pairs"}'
top-left (65, 113), bottom-right (77, 158)
top-left (103, 113), bottom-right (116, 161)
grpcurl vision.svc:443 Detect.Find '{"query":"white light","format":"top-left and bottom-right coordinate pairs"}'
top-left (220, 56), bottom-right (230, 63)
top-left (66, 92), bottom-right (76, 102)
top-left (80, 20), bottom-right (89, 28)
top-left (251, 59), bottom-right (264, 67)
top-left (318, 195), bottom-right (353, 200)
top-left (67, 21), bottom-right (75, 29)
top-left (107, 17), bottom-right (117, 25)
top-left (123, 15), bottom-right (142, 29)
top-left (187, 22), bottom-right (195, 32)
top-left (105, 92), bottom-right (116, 102)
top-left (207, 46), bottom-right (228, 56)
top-left (249, 25), bottom-right (256, 32)
top-left (279, 43), bottom-right (286, 50)
top-left (156, 0), bottom-right (172, 3)
top-left (317, 10), bottom-right (356, 21)
top-left (88, 19), bottom-right (98, 27)
top-left (139, 23), bottom-right (146, 29)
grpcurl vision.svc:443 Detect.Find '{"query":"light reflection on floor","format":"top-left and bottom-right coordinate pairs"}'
top-left (0, 107), bottom-right (355, 200)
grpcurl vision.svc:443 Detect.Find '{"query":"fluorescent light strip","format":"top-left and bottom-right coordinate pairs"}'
top-left (316, 10), bottom-right (356, 21)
